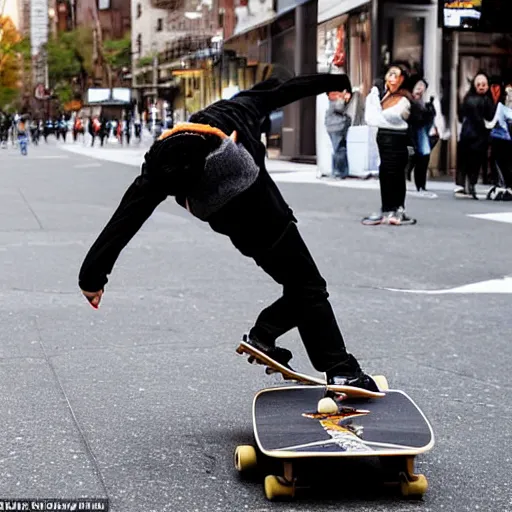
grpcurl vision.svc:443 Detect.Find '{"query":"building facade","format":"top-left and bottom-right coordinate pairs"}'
top-left (75, 0), bottom-right (131, 39)
top-left (131, 0), bottom-right (222, 124)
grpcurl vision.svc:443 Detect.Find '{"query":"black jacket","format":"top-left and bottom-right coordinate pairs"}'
top-left (78, 74), bottom-right (351, 291)
top-left (459, 92), bottom-right (495, 151)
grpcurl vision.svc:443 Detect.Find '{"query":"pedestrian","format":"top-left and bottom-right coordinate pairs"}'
top-left (485, 82), bottom-right (512, 200)
top-left (99, 118), bottom-right (108, 147)
top-left (455, 71), bottom-right (495, 199)
top-left (88, 117), bottom-right (96, 147)
top-left (78, 72), bottom-right (381, 392)
top-left (406, 77), bottom-right (437, 196)
top-left (134, 120), bottom-right (142, 142)
top-left (73, 117), bottom-right (84, 143)
top-left (43, 118), bottom-right (52, 143)
top-left (125, 119), bottom-right (131, 145)
top-left (325, 89), bottom-right (353, 179)
top-left (488, 76), bottom-right (505, 186)
top-left (362, 63), bottom-right (416, 225)
top-left (59, 116), bottom-right (68, 143)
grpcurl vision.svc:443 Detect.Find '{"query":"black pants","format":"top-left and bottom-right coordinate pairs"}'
top-left (410, 153), bottom-right (430, 191)
top-left (249, 222), bottom-right (350, 372)
top-left (208, 173), bottom-right (353, 374)
top-left (377, 130), bottom-right (409, 212)
top-left (491, 138), bottom-right (512, 188)
top-left (457, 140), bottom-right (487, 188)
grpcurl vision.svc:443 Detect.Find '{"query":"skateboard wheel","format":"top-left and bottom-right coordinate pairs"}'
top-left (317, 397), bottom-right (338, 414)
top-left (372, 375), bottom-right (389, 391)
top-left (264, 475), bottom-right (295, 501)
top-left (399, 474), bottom-right (428, 498)
top-left (234, 445), bottom-right (257, 472)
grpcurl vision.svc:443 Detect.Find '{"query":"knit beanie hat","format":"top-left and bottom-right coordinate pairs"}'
top-left (142, 122), bottom-right (260, 220)
top-left (143, 123), bottom-right (225, 195)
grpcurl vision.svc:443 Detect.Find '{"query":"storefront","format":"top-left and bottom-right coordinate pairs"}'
top-left (378, 0), bottom-right (441, 86)
top-left (222, 0), bottom-right (319, 161)
top-left (316, 0), bottom-right (374, 177)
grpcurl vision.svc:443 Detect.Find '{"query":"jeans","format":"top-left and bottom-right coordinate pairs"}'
top-left (328, 130), bottom-right (349, 178)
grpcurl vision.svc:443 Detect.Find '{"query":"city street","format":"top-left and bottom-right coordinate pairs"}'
top-left (1, 140), bottom-right (511, 512)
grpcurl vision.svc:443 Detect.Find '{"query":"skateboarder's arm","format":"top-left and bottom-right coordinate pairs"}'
top-left (78, 173), bottom-right (167, 293)
top-left (233, 74), bottom-right (352, 118)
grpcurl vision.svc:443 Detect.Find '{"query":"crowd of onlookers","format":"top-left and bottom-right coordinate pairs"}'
top-left (455, 72), bottom-right (512, 201)
top-left (323, 62), bottom-right (512, 225)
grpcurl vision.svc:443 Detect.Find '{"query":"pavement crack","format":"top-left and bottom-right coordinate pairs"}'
top-left (18, 188), bottom-right (44, 230)
top-left (33, 317), bottom-right (110, 501)
top-left (0, 355), bottom-right (46, 363)
top-left (405, 357), bottom-right (512, 391)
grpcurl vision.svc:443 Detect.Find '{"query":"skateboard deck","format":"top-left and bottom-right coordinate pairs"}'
top-left (234, 385), bottom-right (434, 500)
top-left (236, 340), bottom-right (385, 399)
top-left (253, 386), bottom-right (433, 457)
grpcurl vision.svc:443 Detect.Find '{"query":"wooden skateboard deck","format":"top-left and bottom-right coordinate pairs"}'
top-left (234, 385), bottom-right (434, 500)
top-left (236, 340), bottom-right (385, 399)
top-left (253, 386), bottom-right (433, 457)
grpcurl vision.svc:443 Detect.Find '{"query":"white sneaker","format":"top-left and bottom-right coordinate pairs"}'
top-left (418, 190), bottom-right (438, 199)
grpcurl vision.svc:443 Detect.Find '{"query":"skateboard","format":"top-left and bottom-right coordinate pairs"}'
top-left (234, 385), bottom-right (434, 501)
top-left (361, 214), bottom-right (417, 226)
top-left (236, 340), bottom-right (385, 399)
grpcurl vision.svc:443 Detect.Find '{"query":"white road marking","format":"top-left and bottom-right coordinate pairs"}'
top-left (74, 163), bottom-right (102, 168)
top-left (468, 212), bottom-right (512, 224)
top-left (35, 155), bottom-right (70, 159)
top-left (386, 276), bottom-right (512, 294)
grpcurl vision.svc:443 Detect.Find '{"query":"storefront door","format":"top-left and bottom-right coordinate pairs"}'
top-left (379, 2), bottom-right (441, 94)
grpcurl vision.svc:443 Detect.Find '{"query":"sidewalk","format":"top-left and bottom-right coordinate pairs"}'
top-left (59, 138), bottom-right (488, 195)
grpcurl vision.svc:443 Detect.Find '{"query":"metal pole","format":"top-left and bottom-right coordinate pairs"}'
top-left (449, 30), bottom-right (459, 173)
top-left (70, 0), bottom-right (75, 29)
top-left (370, 0), bottom-right (379, 83)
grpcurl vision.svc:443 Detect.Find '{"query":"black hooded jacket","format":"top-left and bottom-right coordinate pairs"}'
top-left (79, 74), bottom-right (351, 291)
top-left (459, 90), bottom-right (495, 151)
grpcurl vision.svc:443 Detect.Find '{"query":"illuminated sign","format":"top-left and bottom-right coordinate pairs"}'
top-left (443, 0), bottom-right (482, 29)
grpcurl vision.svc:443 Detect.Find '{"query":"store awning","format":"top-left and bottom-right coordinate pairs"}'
top-left (319, 0), bottom-right (370, 24)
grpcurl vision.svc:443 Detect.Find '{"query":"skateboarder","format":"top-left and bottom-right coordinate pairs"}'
top-left (78, 71), bottom-right (379, 392)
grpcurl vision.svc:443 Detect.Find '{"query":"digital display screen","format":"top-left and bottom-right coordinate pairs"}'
top-left (443, 0), bottom-right (482, 30)
top-left (442, 0), bottom-right (512, 31)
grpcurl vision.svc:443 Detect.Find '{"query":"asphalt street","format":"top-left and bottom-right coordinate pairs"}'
top-left (0, 139), bottom-right (511, 512)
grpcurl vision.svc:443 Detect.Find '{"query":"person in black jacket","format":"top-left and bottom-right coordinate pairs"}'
top-left (78, 73), bottom-right (380, 392)
top-left (455, 72), bottom-right (496, 199)
top-left (407, 77), bottom-right (437, 195)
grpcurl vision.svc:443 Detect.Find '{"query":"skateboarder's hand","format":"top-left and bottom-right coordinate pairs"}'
top-left (81, 289), bottom-right (103, 309)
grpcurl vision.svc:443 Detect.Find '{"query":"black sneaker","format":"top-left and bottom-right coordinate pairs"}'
top-left (326, 371), bottom-right (380, 392)
top-left (326, 355), bottom-right (380, 392)
top-left (242, 334), bottom-right (293, 368)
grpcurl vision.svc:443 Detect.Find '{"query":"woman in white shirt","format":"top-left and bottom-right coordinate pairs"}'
top-left (363, 64), bottom-right (416, 225)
